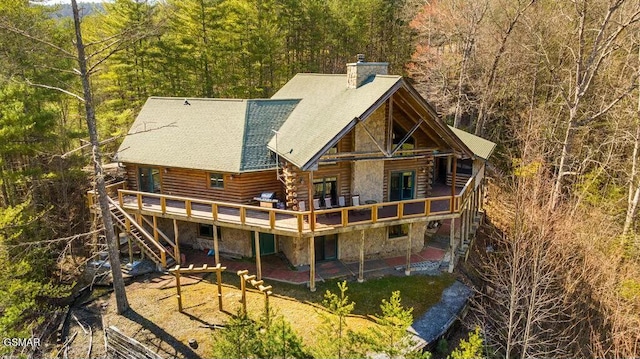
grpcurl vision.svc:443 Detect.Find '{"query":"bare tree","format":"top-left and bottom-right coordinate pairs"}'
top-left (70, 0), bottom-right (129, 314)
top-left (623, 43), bottom-right (640, 236)
top-left (545, 0), bottom-right (640, 209)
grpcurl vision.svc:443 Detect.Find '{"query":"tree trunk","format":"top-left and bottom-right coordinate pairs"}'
top-left (71, 0), bottom-right (129, 314)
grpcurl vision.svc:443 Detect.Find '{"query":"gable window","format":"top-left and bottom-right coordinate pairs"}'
top-left (392, 123), bottom-right (415, 155)
top-left (209, 173), bottom-right (224, 188)
top-left (388, 224), bottom-right (409, 239)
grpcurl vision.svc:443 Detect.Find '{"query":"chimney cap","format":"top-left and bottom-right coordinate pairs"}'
top-left (356, 54), bottom-right (365, 63)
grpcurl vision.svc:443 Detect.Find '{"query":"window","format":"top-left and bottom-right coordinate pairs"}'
top-left (388, 224), bottom-right (409, 239)
top-left (199, 224), bottom-right (222, 239)
top-left (392, 123), bottom-right (415, 155)
top-left (313, 176), bottom-right (338, 207)
top-left (209, 173), bottom-right (224, 188)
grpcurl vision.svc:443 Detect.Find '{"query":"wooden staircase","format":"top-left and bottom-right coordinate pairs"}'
top-left (106, 197), bottom-right (176, 270)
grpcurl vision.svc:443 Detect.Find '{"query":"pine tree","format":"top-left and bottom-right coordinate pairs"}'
top-left (449, 327), bottom-right (483, 359)
top-left (369, 291), bottom-right (427, 359)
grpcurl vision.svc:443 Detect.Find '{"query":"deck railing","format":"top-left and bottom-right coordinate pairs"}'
top-left (88, 174), bottom-right (480, 234)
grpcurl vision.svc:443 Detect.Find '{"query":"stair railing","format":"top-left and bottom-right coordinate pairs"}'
top-left (107, 197), bottom-right (167, 268)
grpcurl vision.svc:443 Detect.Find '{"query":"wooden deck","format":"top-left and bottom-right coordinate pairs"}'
top-left (90, 177), bottom-right (476, 237)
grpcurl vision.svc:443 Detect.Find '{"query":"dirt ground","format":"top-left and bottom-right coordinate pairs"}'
top-left (55, 272), bottom-right (380, 359)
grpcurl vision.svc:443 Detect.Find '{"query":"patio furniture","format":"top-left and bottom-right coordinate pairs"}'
top-left (298, 200), bottom-right (306, 211)
top-left (338, 196), bottom-right (346, 207)
top-left (313, 198), bottom-right (321, 210)
top-left (352, 195), bottom-right (360, 207)
top-left (325, 197), bottom-right (333, 209)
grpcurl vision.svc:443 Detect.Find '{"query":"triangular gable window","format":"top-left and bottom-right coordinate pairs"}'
top-left (392, 123), bottom-right (415, 154)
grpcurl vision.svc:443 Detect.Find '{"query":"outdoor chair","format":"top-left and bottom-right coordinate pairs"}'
top-left (313, 198), bottom-right (321, 210)
top-left (325, 197), bottom-right (333, 209)
top-left (338, 196), bottom-right (346, 207)
top-left (298, 200), bottom-right (306, 212)
top-left (352, 195), bottom-right (360, 207)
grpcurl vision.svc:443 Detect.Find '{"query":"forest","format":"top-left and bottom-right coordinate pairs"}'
top-left (0, 0), bottom-right (639, 358)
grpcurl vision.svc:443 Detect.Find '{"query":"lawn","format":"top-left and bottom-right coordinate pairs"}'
top-left (62, 272), bottom-right (455, 358)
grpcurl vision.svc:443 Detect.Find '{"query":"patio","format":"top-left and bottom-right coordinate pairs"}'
top-left (180, 244), bottom-right (448, 286)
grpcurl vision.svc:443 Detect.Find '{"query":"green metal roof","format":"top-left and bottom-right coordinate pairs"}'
top-left (448, 126), bottom-right (496, 160)
top-left (240, 99), bottom-right (299, 171)
top-left (268, 74), bottom-right (403, 169)
top-left (116, 97), bottom-right (298, 173)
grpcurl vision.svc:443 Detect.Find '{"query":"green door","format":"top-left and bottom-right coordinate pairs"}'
top-left (314, 234), bottom-right (338, 261)
top-left (252, 232), bottom-right (276, 256)
top-left (390, 171), bottom-right (415, 201)
top-left (138, 167), bottom-right (161, 193)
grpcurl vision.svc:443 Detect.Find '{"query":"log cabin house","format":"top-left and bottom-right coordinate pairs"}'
top-left (89, 57), bottom-right (495, 290)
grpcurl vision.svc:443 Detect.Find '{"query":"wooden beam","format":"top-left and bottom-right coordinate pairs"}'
top-left (173, 219), bottom-right (180, 265)
top-left (358, 230), bottom-right (365, 283)
top-left (213, 224), bottom-right (220, 266)
top-left (254, 231), bottom-right (262, 280)
top-left (451, 156), bottom-right (457, 213)
top-left (308, 171), bottom-right (315, 232)
top-left (309, 236), bottom-right (316, 292)
top-left (359, 121), bottom-right (390, 156)
top-left (387, 98), bottom-right (393, 153)
top-left (389, 119), bottom-right (425, 156)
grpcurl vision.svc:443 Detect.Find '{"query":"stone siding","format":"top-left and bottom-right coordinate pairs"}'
top-left (352, 105), bottom-right (386, 202)
top-left (338, 223), bottom-right (426, 261)
top-left (278, 236), bottom-right (308, 266)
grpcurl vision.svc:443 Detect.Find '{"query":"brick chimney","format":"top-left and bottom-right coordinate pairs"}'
top-left (346, 54), bottom-right (389, 89)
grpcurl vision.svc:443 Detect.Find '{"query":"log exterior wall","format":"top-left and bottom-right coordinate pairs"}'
top-left (124, 164), bottom-right (283, 204)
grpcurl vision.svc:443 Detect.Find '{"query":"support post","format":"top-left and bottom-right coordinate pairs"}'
top-left (216, 268), bottom-right (223, 311)
top-left (309, 236), bottom-right (316, 292)
top-left (451, 156), bottom-right (457, 199)
top-left (308, 171), bottom-right (315, 231)
top-left (254, 231), bottom-right (262, 280)
top-left (358, 230), bottom-right (365, 283)
top-left (405, 223), bottom-right (412, 276)
top-left (448, 218), bottom-right (456, 273)
top-left (128, 235), bottom-right (133, 264)
top-left (213, 224), bottom-right (220, 265)
top-left (237, 270), bottom-right (249, 315)
top-left (461, 207), bottom-right (467, 246)
top-left (173, 219), bottom-right (180, 265)
top-left (152, 215), bottom-right (158, 242)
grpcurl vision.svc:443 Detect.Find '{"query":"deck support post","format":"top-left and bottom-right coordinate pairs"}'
top-left (451, 153), bottom-right (458, 213)
top-left (213, 224), bottom-right (220, 265)
top-left (358, 230), bottom-right (365, 283)
top-left (309, 236), bottom-right (316, 292)
top-left (405, 223), bottom-right (412, 276)
top-left (461, 206), bottom-right (468, 247)
top-left (448, 218), bottom-right (456, 273)
top-left (255, 231), bottom-right (262, 280)
top-left (127, 233), bottom-right (133, 264)
top-left (152, 215), bottom-right (159, 242)
top-left (173, 219), bottom-right (180, 265)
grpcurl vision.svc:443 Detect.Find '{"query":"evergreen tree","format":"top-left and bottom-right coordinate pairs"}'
top-left (369, 291), bottom-right (428, 359)
top-left (449, 327), bottom-right (483, 359)
top-left (312, 281), bottom-right (367, 359)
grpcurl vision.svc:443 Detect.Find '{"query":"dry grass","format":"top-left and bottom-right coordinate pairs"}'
top-left (60, 271), bottom-right (454, 358)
